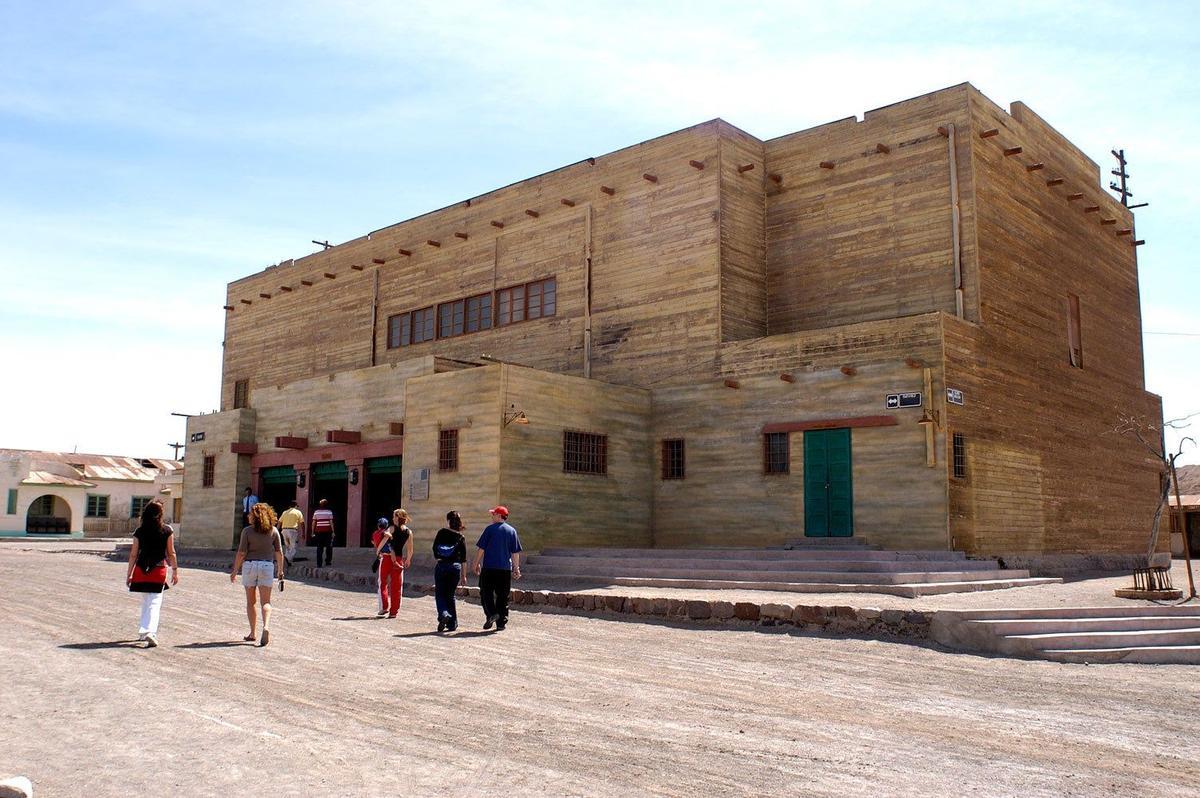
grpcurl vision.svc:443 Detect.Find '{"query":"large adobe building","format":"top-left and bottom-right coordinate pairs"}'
top-left (183, 83), bottom-right (1163, 569)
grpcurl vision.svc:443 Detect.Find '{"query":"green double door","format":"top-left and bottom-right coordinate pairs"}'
top-left (803, 428), bottom-right (853, 537)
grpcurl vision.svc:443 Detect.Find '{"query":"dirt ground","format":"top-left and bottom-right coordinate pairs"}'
top-left (2, 546), bottom-right (1198, 798)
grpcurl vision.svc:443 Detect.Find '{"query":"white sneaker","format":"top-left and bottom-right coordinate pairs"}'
top-left (138, 633), bottom-right (148, 641)
top-left (145, 634), bottom-right (158, 648)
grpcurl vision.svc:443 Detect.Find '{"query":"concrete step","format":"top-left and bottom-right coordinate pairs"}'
top-left (1038, 646), bottom-right (1200, 665)
top-left (943, 605), bottom-right (1200, 621)
top-left (526, 555), bottom-right (996, 574)
top-left (976, 616), bottom-right (1200, 635)
top-left (782, 538), bottom-right (873, 548)
top-left (530, 574), bottom-right (1060, 598)
top-left (526, 564), bottom-right (1031, 585)
top-left (1005, 627), bottom-right (1200, 651)
top-left (537, 547), bottom-right (970, 562)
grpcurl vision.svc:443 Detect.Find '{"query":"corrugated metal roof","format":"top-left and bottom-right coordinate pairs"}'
top-left (0, 449), bottom-right (181, 483)
top-left (21, 471), bottom-right (95, 488)
top-left (1169, 494), bottom-right (1200, 508)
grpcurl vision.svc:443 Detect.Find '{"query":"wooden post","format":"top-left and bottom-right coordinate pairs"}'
top-left (924, 367), bottom-right (936, 467)
top-left (1169, 454), bottom-right (1198, 598)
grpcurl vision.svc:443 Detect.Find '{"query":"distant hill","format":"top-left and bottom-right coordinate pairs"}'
top-left (1175, 464), bottom-right (1200, 494)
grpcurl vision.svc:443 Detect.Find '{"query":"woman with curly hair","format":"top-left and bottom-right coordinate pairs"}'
top-left (231, 501), bottom-right (284, 646)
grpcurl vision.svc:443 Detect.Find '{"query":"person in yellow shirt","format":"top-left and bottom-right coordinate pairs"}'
top-left (278, 500), bottom-right (305, 568)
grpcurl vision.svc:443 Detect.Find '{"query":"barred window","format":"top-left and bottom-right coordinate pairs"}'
top-left (661, 439), bottom-right (685, 480)
top-left (563, 431), bottom-right (607, 475)
top-left (952, 433), bottom-right (967, 480)
top-left (202, 455), bottom-right (215, 488)
top-left (763, 432), bottom-right (789, 475)
top-left (233, 379), bottom-right (249, 409)
top-left (86, 494), bottom-right (110, 518)
top-left (131, 496), bottom-right (153, 519)
top-left (438, 428), bottom-right (459, 472)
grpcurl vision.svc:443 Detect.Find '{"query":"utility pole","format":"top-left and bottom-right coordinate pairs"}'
top-left (167, 442), bottom-right (184, 459)
top-left (1110, 149), bottom-right (1149, 210)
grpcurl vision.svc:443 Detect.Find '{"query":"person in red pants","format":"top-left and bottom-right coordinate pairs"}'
top-left (375, 508), bottom-right (413, 618)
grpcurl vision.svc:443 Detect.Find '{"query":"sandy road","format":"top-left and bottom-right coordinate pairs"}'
top-left (1, 546), bottom-right (1197, 797)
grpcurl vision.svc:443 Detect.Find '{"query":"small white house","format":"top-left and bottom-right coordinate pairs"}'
top-left (0, 449), bottom-right (182, 538)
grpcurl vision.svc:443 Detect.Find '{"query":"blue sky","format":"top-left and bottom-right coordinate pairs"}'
top-left (1, 0), bottom-right (1197, 463)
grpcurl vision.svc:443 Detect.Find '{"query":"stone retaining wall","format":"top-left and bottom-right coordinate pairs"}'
top-left (166, 554), bottom-right (933, 641)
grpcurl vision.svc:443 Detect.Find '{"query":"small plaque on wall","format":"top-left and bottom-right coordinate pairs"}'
top-left (885, 392), bottom-right (922, 409)
top-left (409, 467), bottom-right (430, 501)
top-left (946, 388), bottom-right (965, 406)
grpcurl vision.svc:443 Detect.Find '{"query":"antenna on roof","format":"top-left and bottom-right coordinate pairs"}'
top-left (312, 239), bottom-right (332, 250)
top-left (1109, 149), bottom-right (1149, 209)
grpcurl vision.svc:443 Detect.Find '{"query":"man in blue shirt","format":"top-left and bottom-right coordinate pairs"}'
top-left (472, 505), bottom-right (522, 631)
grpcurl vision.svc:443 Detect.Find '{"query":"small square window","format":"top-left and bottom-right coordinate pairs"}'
top-left (131, 496), bottom-right (153, 519)
top-left (564, 431), bottom-right (607, 475)
top-left (86, 494), bottom-right (110, 518)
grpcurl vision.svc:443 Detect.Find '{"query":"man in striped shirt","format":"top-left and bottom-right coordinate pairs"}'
top-left (311, 499), bottom-right (336, 567)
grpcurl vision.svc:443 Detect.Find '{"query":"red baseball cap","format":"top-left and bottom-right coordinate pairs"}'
top-left (489, 505), bottom-right (509, 517)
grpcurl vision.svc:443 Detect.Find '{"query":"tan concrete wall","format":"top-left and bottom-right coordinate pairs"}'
top-left (400, 366), bottom-right (502, 549)
top-left (652, 315), bottom-right (948, 550)
top-left (498, 365), bottom-right (654, 552)
top-left (182, 409), bottom-right (256, 547)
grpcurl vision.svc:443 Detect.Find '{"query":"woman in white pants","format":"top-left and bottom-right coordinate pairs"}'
top-left (231, 502), bottom-right (284, 647)
top-left (126, 500), bottom-right (179, 647)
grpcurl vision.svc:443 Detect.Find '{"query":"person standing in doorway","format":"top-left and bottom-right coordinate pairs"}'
top-left (241, 486), bottom-right (258, 528)
top-left (231, 502), bottom-right (284, 647)
top-left (471, 505), bottom-right (522, 631)
top-left (311, 498), bottom-right (335, 567)
top-left (432, 510), bottom-right (468, 632)
top-left (278, 500), bottom-right (305, 569)
top-left (126, 499), bottom-right (180, 647)
top-left (375, 508), bottom-right (413, 618)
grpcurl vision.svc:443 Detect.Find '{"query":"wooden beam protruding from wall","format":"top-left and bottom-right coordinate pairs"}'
top-left (373, 257), bottom-right (387, 264)
top-left (389, 422), bottom-right (405, 436)
top-left (324, 272), bottom-right (337, 279)
top-left (1116, 228), bottom-right (1132, 236)
top-left (1026, 162), bottom-right (1045, 172)
top-left (737, 163), bottom-right (754, 173)
top-left (840, 366), bottom-right (857, 377)
top-left (600, 186), bottom-right (615, 195)
top-left (398, 249), bottom-right (412, 256)
top-left (427, 240), bottom-right (441, 247)
top-left (259, 292), bottom-right (271, 299)
top-left (326, 429), bottom-right (362, 445)
top-left (351, 264), bottom-right (365, 271)
top-left (454, 232), bottom-right (468, 240)
top-left (1101, 218), bottom-right (1117, 225)
top-left (689, 159), bottom-right (705, 170)
top-left (1133, 239), bottom-right (1146, 247)
top-left (240, 299), bottom-right (252, 305)
top-left (979, 128), bottom-right (999, 138)
top-left (723, 379), bottom-right (740, 389)
top-left (275, 436), bottom-right (308, 450)
top-left (768, 172), bottom-right (783, 184)
top-left (937, 126), bottom-right (950, 137)
top-left (1046, 178), bottom-right (1064, 187)
top-left (490, 221), bottom-right (504, 228)
top-left (819, 161), bottom-right (835, 170)
top-left (779, 373), bottom-right (795, 383)
top-left (643, 173), bottom-right (657, 183)
top-left (561, 199), bottom-right (575, 207)
top-left (876, 143), bottom-right (891, 154)
top-left (279, 286), bottom-right (292, 292)
top-left (230, 442), bottom-right (258, 455)
top-left (525, 209), bottom-right (539, 218)
top-left (1003, 147), bottom-right (1023, 156)
top-left (300, 279), bottom-right (314, 286)
top-left (1084, 206), bottom-right (1100, 213)
top-left (1067, 193), bottom-right (1084, 202)
top-left (223, 305), bottom-right (235, 311)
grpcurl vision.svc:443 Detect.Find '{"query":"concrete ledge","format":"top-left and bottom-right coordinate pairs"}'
top-left (998, 552), bottom-right (1171, 577)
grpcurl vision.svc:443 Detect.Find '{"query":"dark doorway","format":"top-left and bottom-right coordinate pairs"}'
top-left (363, 456), bottom-right (403, 547)
top-left (803, 428), bottom-right (853, 537)
top-left (310, 461), bottom-right (349, 548)
top-left (260, 466), bottom-right (297, 520)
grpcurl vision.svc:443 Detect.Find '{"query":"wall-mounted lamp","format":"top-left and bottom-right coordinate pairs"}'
top-left (917, 409), bottom-right (940, 427)
top-left (348, 467), bottom-right (359, 486)
top-left (296, 472), bottom-right (306, 489)
top-left (503, 409), bottom-right (529, 427)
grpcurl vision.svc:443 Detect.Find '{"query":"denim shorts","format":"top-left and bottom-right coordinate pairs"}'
top-left (242, 560), bottom-right (275, 587)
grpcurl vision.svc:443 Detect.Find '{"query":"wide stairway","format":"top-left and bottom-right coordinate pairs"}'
top-left (931, 606), bottom-right (1200, 664)
top-left (523, 539), bottom-right (1059, 598)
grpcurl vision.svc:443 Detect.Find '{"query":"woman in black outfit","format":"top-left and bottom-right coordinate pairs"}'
top-left (125, 499), bottom-right (179, 648)
top-left (432, 510), bottom-right (468, 632)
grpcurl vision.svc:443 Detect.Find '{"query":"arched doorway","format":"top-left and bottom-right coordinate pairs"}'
top-left (26, 494), bottom-right (71, 534)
